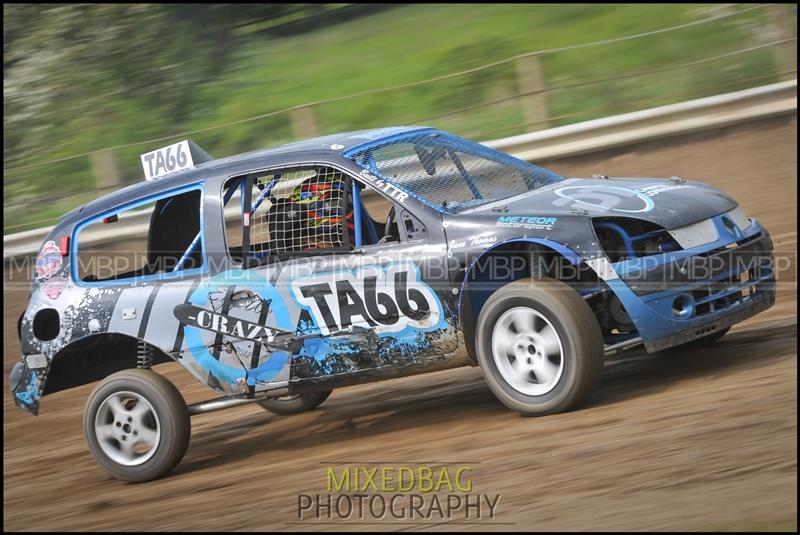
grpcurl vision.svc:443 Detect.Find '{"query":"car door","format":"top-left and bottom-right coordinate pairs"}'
top-left (280, 166), bottom-right (461, 383)
top-left (194, 163), bottom-right (461, 392)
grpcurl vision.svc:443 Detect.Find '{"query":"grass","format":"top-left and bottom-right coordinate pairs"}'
top-left (3, 3), bottom-right (784, 232)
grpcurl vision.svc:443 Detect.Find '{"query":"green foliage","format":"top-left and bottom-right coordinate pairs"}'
top-left (3, 3), bottom-right (785, 231)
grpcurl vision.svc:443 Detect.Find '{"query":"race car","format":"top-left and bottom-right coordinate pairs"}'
top-left (11, 127), bottom-right (775, 482)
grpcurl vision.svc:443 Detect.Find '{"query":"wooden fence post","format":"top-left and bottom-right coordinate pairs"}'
top-left (515, 54), bottom-right (550, 131)
top-left (767, 4), bottom-right (797, 81)
top-left (89, 150), bottom-right (122, 189)
top-left (290, 105), bottom-right (321, 139)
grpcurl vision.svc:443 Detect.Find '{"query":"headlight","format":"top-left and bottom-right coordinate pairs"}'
top-left (726, 206), bottom-right (751, 231)
top-left (593, 218), bottom-right (682, 262)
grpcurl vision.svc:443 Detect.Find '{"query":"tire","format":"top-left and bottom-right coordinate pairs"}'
top-left (257, 390), bottom-right (332, 415)
top-left (84, 369), bottom-right (190, 483)
top-left (475, 277), bottom-right (604, 416)
top-left (674, 326), bottom-right (730, 351)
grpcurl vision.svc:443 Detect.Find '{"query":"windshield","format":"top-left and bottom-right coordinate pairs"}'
top-left (343, 129), bottom-right (563, 213)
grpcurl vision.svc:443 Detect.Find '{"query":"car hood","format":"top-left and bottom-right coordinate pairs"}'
top-left (463, 177), bottom-right (737, 230)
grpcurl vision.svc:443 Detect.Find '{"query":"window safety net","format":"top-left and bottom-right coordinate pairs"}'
top-left (344, 129), bottom-right (562, 213)
top-left (246, 166), bottom-right (350, 256)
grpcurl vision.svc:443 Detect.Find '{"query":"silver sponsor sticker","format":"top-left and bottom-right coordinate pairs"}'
top-left (26, 354), bottom-right (48, 369)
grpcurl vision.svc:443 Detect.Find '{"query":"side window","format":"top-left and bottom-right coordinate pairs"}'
top-left (356, 181), bottom-right (427, 245)
top-left (357, 185), bottom-right (395, 245)
top-left (224, 166), bottom-right (352, 263)
top-left (76, 188), bottom-right (203, 282)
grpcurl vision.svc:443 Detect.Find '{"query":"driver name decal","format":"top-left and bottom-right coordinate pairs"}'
top-left (291, 262), bottom-right (444, 336)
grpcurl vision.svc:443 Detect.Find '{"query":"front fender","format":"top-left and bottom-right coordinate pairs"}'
top-left (457, 237), bottom-right (583, 321)
top-left (455, 237), bottom-right (586, 361)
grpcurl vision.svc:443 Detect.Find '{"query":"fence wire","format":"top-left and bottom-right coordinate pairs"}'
top-left (3, 4), bottom-right (795, 233)
top-left (2, 4), bottom-right (774, 175)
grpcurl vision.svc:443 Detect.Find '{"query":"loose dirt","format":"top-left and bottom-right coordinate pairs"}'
top-left (3, 116), bottom-right (796, 531)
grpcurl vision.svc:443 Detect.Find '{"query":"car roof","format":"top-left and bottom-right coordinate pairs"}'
top-left (58, 126), bottom-right (428, 225)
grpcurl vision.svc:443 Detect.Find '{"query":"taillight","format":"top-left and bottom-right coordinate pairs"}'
top-left (59, 235), bottom-right (70, 256)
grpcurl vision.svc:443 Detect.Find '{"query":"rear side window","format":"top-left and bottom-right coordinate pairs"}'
top-left (75, 187), bottom-right (203, 282)
top-left (224, 166), bottom-right (352, 263)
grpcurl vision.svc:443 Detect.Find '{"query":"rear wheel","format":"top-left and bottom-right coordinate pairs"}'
top-left (84, 369), bottom-right (190, 483)
top-left (475, 277), bottom-right (604, 415)
top-left (258, 390), bottom-right (332, 415)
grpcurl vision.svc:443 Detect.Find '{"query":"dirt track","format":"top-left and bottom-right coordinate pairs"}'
top-left (3, 116), bottom-right (797, 531)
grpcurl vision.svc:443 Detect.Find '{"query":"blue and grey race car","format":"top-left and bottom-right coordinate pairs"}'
top-left (11, 126), bottom-right (775, 481)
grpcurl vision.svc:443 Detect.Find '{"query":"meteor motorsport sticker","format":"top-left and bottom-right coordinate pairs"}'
top-left (496, 216), bottom-right (557, 230)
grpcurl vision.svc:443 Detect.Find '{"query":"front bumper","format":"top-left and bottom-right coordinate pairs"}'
top-left (644, 287), bottom-right (774, 352)
top-left (605, 221), bottom-right (775, 352)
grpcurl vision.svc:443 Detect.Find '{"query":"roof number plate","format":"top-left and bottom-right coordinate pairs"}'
top-left (141, 140), bottom-right (193, 181)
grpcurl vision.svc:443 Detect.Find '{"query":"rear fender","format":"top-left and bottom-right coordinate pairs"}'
top-left (12, 333), bottom-right (172, 415)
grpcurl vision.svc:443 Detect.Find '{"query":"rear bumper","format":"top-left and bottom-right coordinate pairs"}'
top-left (10, 359), bottom-right (43, 415)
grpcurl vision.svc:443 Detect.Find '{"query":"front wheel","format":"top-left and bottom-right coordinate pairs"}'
top-left (84, 369), bottom-right (190, 482)
top-left (475, 277), bottom-right (604, 416)
top-left (258, 390), bottom-right (332, 415)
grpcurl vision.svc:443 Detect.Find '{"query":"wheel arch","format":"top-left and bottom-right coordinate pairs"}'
top-left (43, 332), bottom-right (173, 396)
top-left (457, 238), bottom-right (585, 363)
